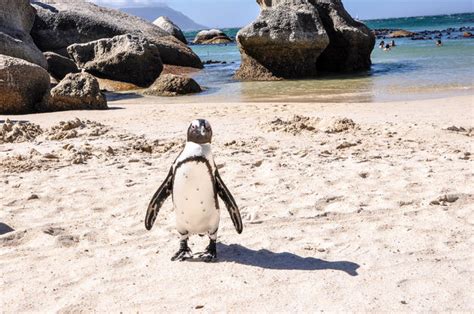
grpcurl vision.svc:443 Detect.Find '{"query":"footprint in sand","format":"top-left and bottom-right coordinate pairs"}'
top-left (0, 229), bottom-right (27, 246)
top-left (43, 226), bottom-right (65, 236)
top-left (56, 235), bottom-right (80, 248)
top-left (42, 226), bottom-right (80, 247)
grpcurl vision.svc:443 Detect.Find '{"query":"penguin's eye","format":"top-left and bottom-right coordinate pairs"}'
top-left (191, 125), bottom-right (196, 129)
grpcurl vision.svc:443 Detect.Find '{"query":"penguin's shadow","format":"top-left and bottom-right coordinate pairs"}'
top-left (217, 243), bottom-right (359, 276)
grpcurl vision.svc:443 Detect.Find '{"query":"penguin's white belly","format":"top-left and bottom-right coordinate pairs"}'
top-left (173, 161), bottom-right (220, 234)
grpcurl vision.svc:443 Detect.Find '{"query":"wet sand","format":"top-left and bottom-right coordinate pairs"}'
top-left (0, 95), bottom-right (473, 312)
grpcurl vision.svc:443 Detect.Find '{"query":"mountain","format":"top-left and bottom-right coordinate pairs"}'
top-left (119, 5), bottom-right (207, 31)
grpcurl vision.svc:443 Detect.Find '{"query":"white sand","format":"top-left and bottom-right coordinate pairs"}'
top-left (0, 95), bottom-right (473, 312)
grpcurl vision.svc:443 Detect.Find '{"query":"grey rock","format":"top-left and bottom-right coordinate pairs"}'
top-left (440, 194), bottom-right (460, 203)
top-left (0, 55), bottom-right (50, 114)
top-left (144, 74), bottom-right (202, 96)
top-left (314, 0), bottom-right (375, 72)
top-left (68, 34), bottom-right (163, 87)
top-left (44, 52), bottom-right (79, 80)
top-left (194, 29), bottom-right (233, 44)
top-left (46, 72), bottom-right (107, 112)
top-left (31, 1), bottom-right (202, 68)
top-left (236, 0), bottom-right (375, 80)
top-left (153, 16), bottom-right (187, 44)
top-left (430, 194), bottom-right (461, 206)
top-left (0, 0), bottom-right (47, 68)
top-left (236, 0), bottom-right (330, 80)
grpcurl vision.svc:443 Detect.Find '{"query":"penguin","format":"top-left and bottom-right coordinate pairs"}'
top-left (144, 119), bottom-right (243, 262)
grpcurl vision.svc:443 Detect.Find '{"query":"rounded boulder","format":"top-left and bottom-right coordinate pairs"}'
top-left (144, 74), bottom-right (202, 96)
top-left (0, 55), bottom-right (50, 114)
top-left (47, 72), bottom-right (107, 111)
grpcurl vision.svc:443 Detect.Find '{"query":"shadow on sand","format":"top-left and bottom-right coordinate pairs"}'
top-left (0, 120), bottom-right (30, 124)
top-left (216, 243), bottom-right (360, 276)
top-left (105, 92), bottom-right (144, 102)
top-left (0, 223), bottom-right (15, 235)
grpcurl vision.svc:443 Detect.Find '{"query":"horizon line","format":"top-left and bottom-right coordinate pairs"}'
top-left (113, 4), bottom-right (473, 29)
top-left (195, 11), bottom-right (474, 30)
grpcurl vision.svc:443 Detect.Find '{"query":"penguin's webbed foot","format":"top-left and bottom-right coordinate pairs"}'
top-left (171, 240), bottom-right (192, 261)
top-left (171, 248), bottom-right (192, 261)
top-left (198, 239), bottom-right (217, 263)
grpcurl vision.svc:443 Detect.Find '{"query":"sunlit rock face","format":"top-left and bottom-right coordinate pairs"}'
top-left (0, 55), bottom-right (50, 114)
top-left (236, 0), bottom-right (375, 80)
top-left (0, 0), bottom-right (47, 68)
top-left (30, 1), bottom-right (202, 69)
top-left (236, 0), bottom-right (330, 80)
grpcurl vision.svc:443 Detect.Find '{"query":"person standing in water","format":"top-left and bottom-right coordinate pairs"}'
top-left (390, 40), bottom-right (396, 47)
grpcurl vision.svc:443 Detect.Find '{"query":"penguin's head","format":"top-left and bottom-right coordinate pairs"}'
top-left (187, 119), bottom-right (212, 144)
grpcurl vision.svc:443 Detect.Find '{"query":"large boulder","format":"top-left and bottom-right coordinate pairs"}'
top-left (30, 1), bottom-right (202, 68)
top-left (44, 52), bottom-right (79, 80)
top-left (314, 0), bottom-right (375, 72)
top-left (0, 0), bottom-right (47, 68)
top-left (153, 16), bottom-right (187, 44)
top-left (67, 34), bottom-right (163, 87)
top-left (194, 29), bottom-right (233, 44)
top-left (0, 55), bottom-right (50, 114)
top-left (46, 72), bottom-right (107, 111)
top-left (236, 0), bottom-right (330, 80)
top-left (143, 74), bottom-right (202, 96)
top-left (236, 0), bottom-right (375, 80)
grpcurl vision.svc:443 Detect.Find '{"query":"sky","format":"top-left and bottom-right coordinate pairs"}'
top-left (91, 0), bottom-right (473, 28)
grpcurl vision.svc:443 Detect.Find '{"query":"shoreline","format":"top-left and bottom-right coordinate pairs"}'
top-left (1, 95), bottom-right (472, 141)
top-left (101, 83), bottom-right (474, 106)
top-left (2, 94), bottom-right (472, 125)
top-left (1, 94), bottom-right (473, 311)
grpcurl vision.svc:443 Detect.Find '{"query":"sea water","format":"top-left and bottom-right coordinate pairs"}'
top-left (184, 13), bottom-right (474, 103)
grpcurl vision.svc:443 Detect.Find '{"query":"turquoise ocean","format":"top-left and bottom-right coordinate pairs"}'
top-left (183, 13), bottom-right (474, 103)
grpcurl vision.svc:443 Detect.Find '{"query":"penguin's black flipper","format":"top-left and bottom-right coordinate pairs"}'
top-left (145, 167), bottom-right (174, 230)
top-left (215, 169), bottom-right (243, 234)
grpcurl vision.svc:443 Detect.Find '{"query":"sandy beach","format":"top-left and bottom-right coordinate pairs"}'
top-left (0, 94), bottom-right (473, 312)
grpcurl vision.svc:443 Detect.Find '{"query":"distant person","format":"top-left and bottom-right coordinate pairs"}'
top-left (436, 39), bottom-right (443, 47)
top-left (379, 40), bottom-right (385, 49)
top-left (384, 44), bottom-right (391, 51)
top-left (390, 40), bottom-right (396, 47)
